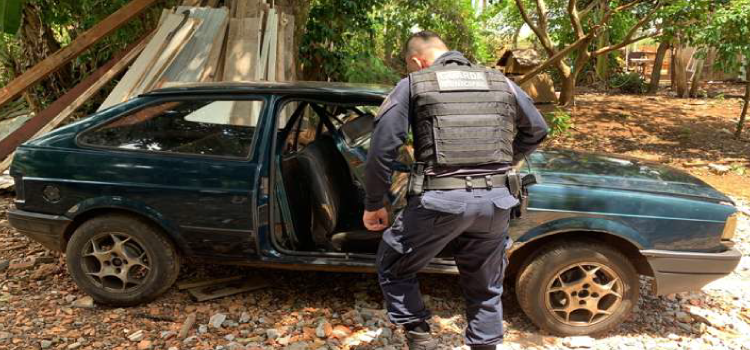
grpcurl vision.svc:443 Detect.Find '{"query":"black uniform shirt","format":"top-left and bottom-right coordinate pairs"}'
top-left (364, 51), bottom-right (549, 211)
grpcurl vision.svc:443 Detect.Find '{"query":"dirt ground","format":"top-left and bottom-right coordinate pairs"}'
top-left (1, 88), bottom-right (750, 350)
top-left (552, 87), bottom-right (750, 200)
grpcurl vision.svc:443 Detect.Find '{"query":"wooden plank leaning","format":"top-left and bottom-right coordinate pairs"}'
top-left (275, 12), bottom-right (287, 82)
top-left (266, 9), bottom-right (278, 82)
top-left (223, 17), bottom-right (261, 82)
top-left (200, 14), bottom-right (230, 82)
top-left (235, 0), bottom-right (248, 19)
top-left (226, 0), bottom-right (237, 17)
top-left (130, 13), bottom-right (200, 96)
top-left (257, 8), bottom-right (277, 81)
top-left (0, 34), bottom-right (152, 172)
top-left (284, 15), bottom-right (295, 81)
top-left (245, 0), bottom-right (261, 17)
top-left (276, 11), bottom-right (294, 82)
top-left (0, 0), bottom-right (160, 110)
top-left (158, 7), bottom-right (229, 84)
top-left (98, 11), bottom-right (186, 111)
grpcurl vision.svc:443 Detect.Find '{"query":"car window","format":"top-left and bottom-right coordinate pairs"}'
top-left (278, 101), bottom-right (379, 154)
top-left (79, 100), bottom-right (264, 158)
top-left (278, 102), bottom-right (320, 153)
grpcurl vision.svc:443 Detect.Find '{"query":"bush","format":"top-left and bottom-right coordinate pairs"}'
top-left (609, 72), bottom-right (647, 94)
top-left (543, 108), bottom-right (574, 138)
top-left (344, 54), bottom-right (401, 85)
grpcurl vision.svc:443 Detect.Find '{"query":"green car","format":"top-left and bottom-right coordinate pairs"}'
top-left (7, 82), bottom-right (741, 336)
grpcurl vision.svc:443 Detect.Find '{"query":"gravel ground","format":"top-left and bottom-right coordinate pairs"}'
top-left (1, 196), bottom-right (749, 350)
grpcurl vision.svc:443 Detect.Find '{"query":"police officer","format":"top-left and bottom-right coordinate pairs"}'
top-left (362, 31), bottom-right (548, 350)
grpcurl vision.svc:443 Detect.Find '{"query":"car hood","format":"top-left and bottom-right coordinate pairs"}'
top-left (528, 149), bottom-right (732, 203)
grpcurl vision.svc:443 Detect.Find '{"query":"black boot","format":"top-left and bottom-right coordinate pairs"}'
top-left (405, 330), bottom-right (438, 350)
top-left (470, 345), bottom-right (500, 350)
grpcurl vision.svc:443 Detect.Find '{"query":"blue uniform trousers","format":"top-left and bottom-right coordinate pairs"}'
top-left (377, 187), bottom-right (518, 347)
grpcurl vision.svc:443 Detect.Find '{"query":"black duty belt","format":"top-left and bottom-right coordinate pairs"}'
top-left (424, 174), bottom-right (508, 190)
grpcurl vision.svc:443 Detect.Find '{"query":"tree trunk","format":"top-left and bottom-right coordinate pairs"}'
top-left (19, 2), bottom-right (70, 100)
top-left (672, 41), bottom-right (690, 98)
top-left (688, 57), bottom-right (705, 98)
top-left (736, 62), bottom-right (750, 139)
top-left (558, 67), bottom-right (579, 106)
top-left (670, 46), bottom-right (676, 90)
top-left (559, 73), bottom-right (576, 106)
top-left (648, 40), bottom-right (670, 94)
top-left (556, 60), bottom-right (574, 105)
top-left (512, 26), bottom-right (522, 49)
top-left (558, 46), bottom-right (591, 106)
top-left (595, 29), bottom-right (609, 83)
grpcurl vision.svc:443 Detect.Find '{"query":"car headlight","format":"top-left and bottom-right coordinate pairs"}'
top-left (722, 212), bottom-right (738, 241)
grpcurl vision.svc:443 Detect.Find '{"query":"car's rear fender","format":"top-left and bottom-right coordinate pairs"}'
top-left (62, 196), bottom-right (192, 256)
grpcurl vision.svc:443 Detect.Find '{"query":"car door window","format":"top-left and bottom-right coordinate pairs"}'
top-left (278, 102), bottom-right (320, 154)
top-left (79, 100), bottom-right (264, 158)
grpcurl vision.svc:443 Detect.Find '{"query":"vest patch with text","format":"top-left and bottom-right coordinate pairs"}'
top-left (435, 71), bottom-right (490, 91)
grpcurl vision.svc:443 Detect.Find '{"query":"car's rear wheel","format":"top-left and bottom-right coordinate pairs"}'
top-left (66, 214), bottom-right (180, 306)
top-left (515, 241), bottom-right (639, 336)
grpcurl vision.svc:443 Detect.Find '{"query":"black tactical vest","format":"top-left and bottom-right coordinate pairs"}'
top-left (410, 58), bottom-right (517, 169)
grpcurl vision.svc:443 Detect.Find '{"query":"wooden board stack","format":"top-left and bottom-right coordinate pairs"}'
top-left (99, 0), bottom-right (296, 111)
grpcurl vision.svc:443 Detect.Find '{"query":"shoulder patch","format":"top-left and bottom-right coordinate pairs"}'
top-left (375, 93), bottom-right (398, 122)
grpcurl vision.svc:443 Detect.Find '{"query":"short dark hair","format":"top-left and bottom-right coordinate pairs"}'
top-left (404, 31), bottom-right (446, 57)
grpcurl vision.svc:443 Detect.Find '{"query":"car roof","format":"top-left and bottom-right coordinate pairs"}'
top-left (142, 81), bottom-right (393, 99)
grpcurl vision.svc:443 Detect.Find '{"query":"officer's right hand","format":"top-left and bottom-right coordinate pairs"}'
top-left (363, 208), bottom-right (389, 231)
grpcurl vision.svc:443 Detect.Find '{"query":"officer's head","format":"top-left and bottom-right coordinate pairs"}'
top-left (404, 31), bottom-right (449, 73)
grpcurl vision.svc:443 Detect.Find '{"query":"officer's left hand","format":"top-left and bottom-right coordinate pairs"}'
top-left (363, 208), bottom-right (389, 231)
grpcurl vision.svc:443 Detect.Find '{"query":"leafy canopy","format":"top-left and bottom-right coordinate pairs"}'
top-left (696, 0), bottom-right (750, 72)
top-left (300, 0), bottom-right (496, 84)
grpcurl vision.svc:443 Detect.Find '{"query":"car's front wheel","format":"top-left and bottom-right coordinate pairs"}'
top-left (515, 241), bottom-right (639, 336)
top-left (66, 214), bottom-right (180, 306)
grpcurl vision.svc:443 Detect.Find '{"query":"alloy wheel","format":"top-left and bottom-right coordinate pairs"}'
top-left (80, 232), bottom-right (151, 292)
top-left (544, 262), bottom-right (624, 327)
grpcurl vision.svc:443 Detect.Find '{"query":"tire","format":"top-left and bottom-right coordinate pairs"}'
top-left (515, 241), bottom-right (639, 336)
top-left (65, 214), bottom-right (180, 306)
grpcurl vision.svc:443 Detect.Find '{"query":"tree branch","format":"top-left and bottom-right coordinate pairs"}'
top-left (579, 0), bottom-right (600, 19)
top-left (625, 4), bottom-right (659, 40)
top-left (518, 32), bottom-right (596, 85)
top-left (514, 0), bottom-right (556, 57)
top-left (591, 0), bottom-right (649, 31)
top-left (568, 0), bottom-right (585, 39)
top-left (594, 3), bottom-right (661, 56)
top-left (613, 0), bottom-right (647, 14)
top-left (534, 0), bottom-right (549, 33)
top-left (594, 32), bottom-right (661, 56)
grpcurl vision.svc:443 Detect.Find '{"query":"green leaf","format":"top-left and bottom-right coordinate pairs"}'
top-left (0, 0), bottom-right (23, 35)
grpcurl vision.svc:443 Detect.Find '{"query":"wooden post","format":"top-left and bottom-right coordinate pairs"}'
top-left (0, 0), bottom-right (159, 110)
top-left (0, 34), bottom-right (152, 170)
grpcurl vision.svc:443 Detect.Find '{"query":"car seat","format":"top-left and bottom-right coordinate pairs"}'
top-left (296, 135), bottom-right (382, 253)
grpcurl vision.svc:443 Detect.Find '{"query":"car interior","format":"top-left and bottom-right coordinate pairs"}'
top-left (273, 99), bottom-right (410, 255)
